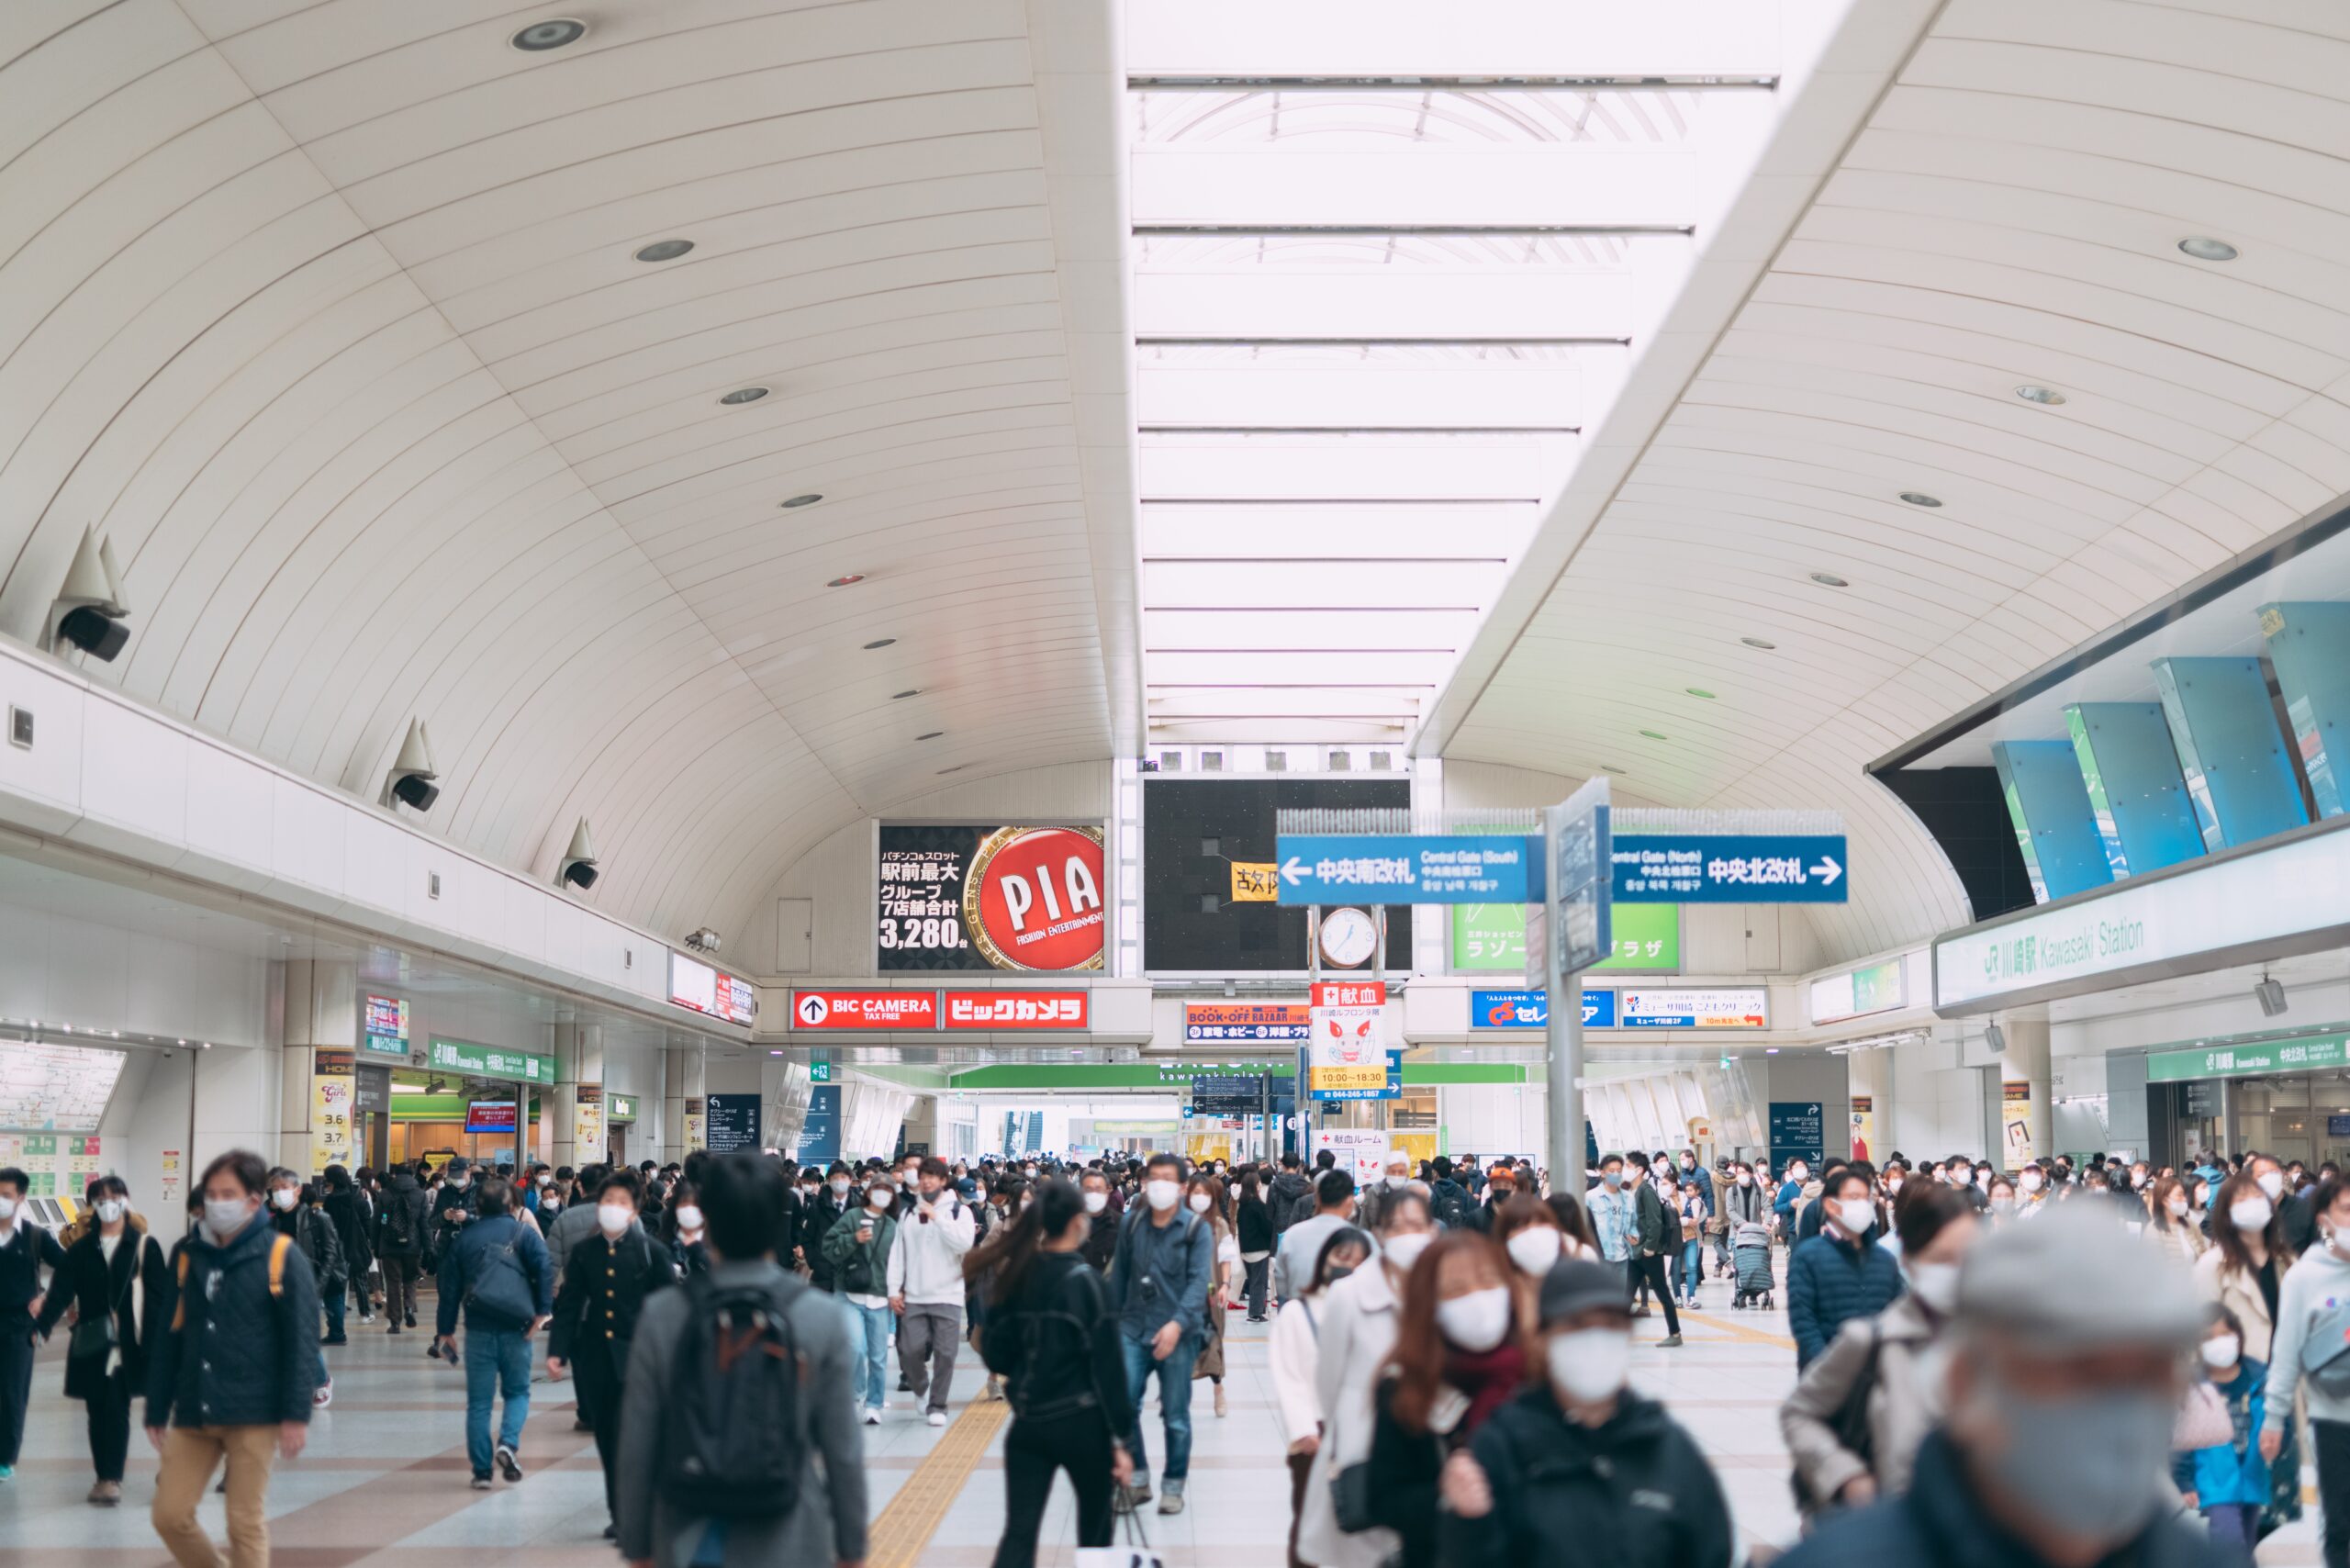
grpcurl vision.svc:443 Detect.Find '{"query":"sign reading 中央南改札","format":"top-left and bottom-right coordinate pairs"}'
top-left (1274, 834), bottom-right (1534, 905)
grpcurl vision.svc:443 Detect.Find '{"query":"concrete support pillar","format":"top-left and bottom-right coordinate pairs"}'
top-left (1998, 1016), bottom-right (2053, 1170)
top-left (665, 1040), bottom-right (706, 1157)
top-left (550, 1022), bottom-right (605, 1172)
top-left (275, 959), bottom-right (358, 1176)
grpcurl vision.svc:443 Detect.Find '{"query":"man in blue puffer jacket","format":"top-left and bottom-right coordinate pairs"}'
top-left (145, 1148), bottom-right (322, 1568)
top-left (1786, 1168), bottom-right (1902, 1369)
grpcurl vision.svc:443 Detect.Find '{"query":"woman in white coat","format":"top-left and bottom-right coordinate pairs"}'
top-left (1270, 1226), bottom-right (1371, 1568)
top-left (1299, 1192), bottom-right (1437, 1568)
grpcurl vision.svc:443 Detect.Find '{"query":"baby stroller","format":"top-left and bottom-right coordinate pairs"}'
top-left (1731, 1221), bottom-right (1774, 1310)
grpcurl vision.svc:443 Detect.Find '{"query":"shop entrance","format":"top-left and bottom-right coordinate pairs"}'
top-left (386, 1080), bottom-right (538, 1170)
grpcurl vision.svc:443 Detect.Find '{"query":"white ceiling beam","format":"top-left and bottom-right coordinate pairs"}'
top-left (1148, 689), bottom-right (1426, 719)
top-left (1138, 364), bottom-right (1599, 427)
top-left (1145, 607), bottom-right (1483, 649)
top-left (1136, 442), bottom-right (1550, 498)
top-left (1131, 270), bottom-right (1637, 339)
top-left (1140, 502), bottom-right (1541, 557)
top-left (1144, 559), bottom-right (1508, 607)
top-left (1149, 650), bottom-right (1454, 685)
top-left (1132, 147), bottom-right (1695, 230)
top-left (1126, 0), bottom-right (1782, 78)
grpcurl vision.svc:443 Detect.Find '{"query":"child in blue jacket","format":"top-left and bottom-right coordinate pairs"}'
top-left (2174, 1304), bottom-right (2268, 1567)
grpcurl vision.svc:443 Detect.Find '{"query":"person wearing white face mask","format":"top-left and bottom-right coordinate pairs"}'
top-left (1182, 1176), bottom-right (1240, 1420)
top-left (2195, 1167), bottom-right (2302, 1541)
top-left (821, 1174), bottom-right (901, 1423)
top-left (2148, 1175), bottom-right (2210, 1270)
top-left (2255, 1171), bottom-right (2350, 1555)
top-left (144, 1150), bottom-right (322, 1567)
top-left (1787, 1170), bottom-right (1905, 1371)
top-left (1102, 1154), bottom-right (1214, 1515)
top-left (1782, 1185), bottom-right (1979, 1518)
top-left (1438, 1257), bottom-right (1734, 1568)
top-left (2179, 1303), bottom-right (2268, 1563)
top-left (1270, 1228), bottom-right (1371, 1568)
top-left (31, 1175), bottom-right (165, 1504)
top-left (1299, 1190), bottom-right (1437, 1568)
top-left (1357, 1231), bottom-right (1528, 1568)
top-left (544, 1173), bottom-right (674, 1540)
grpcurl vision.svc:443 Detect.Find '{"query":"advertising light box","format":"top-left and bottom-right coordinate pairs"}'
top-left (790, 991), bottom-right (939, 1030)
top-left (464, 1101), bottom-right (517, 1136)
top-left (942, 991), bottom-right (1089, 1029)
top-left (1617, 989), bottom-right (1767, 1029)
top-left (0, 1041), bottom-right (128, 1132)
top-left (878, 825), bottom-right (1106, 972)
top-left (668, 952), bottom-right (756, 1025)
top-left (1809, 959), bottom-right (1906, 1025)
top-left (1453, 902), bottom-right (1677, 973)
top-left (362, 993), bottom-right (410, 1059)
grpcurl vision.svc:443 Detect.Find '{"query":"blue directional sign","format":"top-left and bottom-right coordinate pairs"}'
top-left (1613, 834), bottom-right (1847, 903)
top-left (1471, 989), bottom-right (1617, 1029)
top-left (1274, 834), bottom-right (1534, 905)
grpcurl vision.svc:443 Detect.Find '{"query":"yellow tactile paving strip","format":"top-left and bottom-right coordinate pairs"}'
top-left (1680, 1310), bottom-right (1798, 1351)
top-left (865, 1396), bottom-right (1012, 1568)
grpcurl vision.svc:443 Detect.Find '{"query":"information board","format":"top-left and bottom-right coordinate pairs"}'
top-left (1273, 834), bottom-right (1533, 904)
top-left (705, 1092), bottom-right (763, 1153)
top-left (1769, 1102), bottom-right (1825, 1171)
top-left (1614, 834), bottom-right (1847, 903)
top-left (796, 1085), bottom-right (842, 1163)
top-left (1311, 1050), bottom-right (1402, 1103)
top-left (1192, 1074), bottom-right (1269, 1114)
top-left (464, 1101), bottom-right (518, 1136)
top-left (0, 1041), bottom-right (127, 1132)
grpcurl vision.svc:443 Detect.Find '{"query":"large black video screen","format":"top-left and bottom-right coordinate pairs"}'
top-left (1143, 778), bottom-right (1414, 973)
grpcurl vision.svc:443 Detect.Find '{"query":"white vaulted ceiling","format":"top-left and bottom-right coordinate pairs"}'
top-left (1428, 0), bottom-right (2350, 961)
top-left (0, 0), bottom-right (1136, 946)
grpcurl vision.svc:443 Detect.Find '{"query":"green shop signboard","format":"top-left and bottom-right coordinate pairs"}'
top-left (427, 1037), bottom-right (555, 1085)
top-left (1451, 901), bottom-right (1677, 972)
top-left (2146, 1033), bottom-right (2350, 1083)
top-left (606, 1094), bottom-right (637, 1122)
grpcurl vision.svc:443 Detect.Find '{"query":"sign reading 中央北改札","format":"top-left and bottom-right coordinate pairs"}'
top-left (1275, 834), bottom-right (1533, 905)
top-left (1612, 834), bottom-right (1847, 903)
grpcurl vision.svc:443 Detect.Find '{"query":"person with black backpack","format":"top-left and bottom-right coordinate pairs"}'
top-left (431, 1175), bottom-right (553, 1490)
top-left (614, 1151), bottom-right (867, 1568)
top-left (971, 1175), bottom-right (1135, 1568)
top-left (374, 1161), bottom-right (431, 1334)
top-left (547, 1171), bottom-right (674, 1541)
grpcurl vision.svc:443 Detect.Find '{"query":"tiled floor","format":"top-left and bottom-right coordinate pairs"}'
top-left (0, 1258), bottom-right (2324, 1564)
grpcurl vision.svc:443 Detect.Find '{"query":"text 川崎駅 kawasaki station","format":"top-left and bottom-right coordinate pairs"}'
top-left (2142, 1030), bottom-right (2350, 1172)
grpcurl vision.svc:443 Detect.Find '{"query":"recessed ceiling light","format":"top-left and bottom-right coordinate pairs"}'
top-left (719, 386), bottom-right (769, 406)
top-left (633, 239), bottom-right (693, 263)
top-left (1810, 571), bottom-right (1850, 588)
top-left (861, 637), bottom-right (895, 649)
top-left (1639, 729), bottom-right (1668, 741)
top-left (2178, 237), bottom-right (2239, 263)
top-left (1685, 688), bottom-right (1716, 700)
top-left (891, 689), bottom-right (921, 700)
top-left (779, 493), bottom-right (823, 509)
top-left (510, 17), bottom-right (587, 50)
top-left (1601, 765), bottom-right (1628, 774)
top-left (1898, 491), bottom-right (1942, 508)
top-left (1741, 636), bottom-right (1776, 650)
top-left (936, 765), bottom-right (968, 775)
top-left (826, 575), bottom-right (865, 588)
top-left (2013, 385), bottom-right (2066, 407)
top-left (916, 731), bottom-right (944, 741)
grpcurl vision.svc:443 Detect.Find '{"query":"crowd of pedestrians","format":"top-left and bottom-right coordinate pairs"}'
top-left (0, 1137), bottom-right (2317, 1568)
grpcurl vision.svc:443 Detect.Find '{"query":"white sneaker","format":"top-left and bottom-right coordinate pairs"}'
top-left (863, 1407), bottom-right (881, 1426)
top-left (926, 1411), bottom-right (946, 1428)
top-left (313, 1381), bottom-right (333, 1409)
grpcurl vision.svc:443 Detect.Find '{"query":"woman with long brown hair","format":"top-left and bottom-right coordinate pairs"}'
top-left (1356, 1230), bottom-right (1528, 1568)
top-left (2199, 1167), bottom-right (2300, 1539)
top-left (1188, 1172), bottom-right (1238, 1417)
top-left (2146, 1173), bottom-right (2209, 1270)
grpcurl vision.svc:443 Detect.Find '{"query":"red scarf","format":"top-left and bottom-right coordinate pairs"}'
top-left (1444, 1340), bottom-right (1528, 1438)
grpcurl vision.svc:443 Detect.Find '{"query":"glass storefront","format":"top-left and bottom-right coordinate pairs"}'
top-left (2162, 1072), bottom-right (2350, 1170)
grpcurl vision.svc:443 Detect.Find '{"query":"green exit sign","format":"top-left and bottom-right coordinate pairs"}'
top-left (810, 1060), bottom-right (833, 1083)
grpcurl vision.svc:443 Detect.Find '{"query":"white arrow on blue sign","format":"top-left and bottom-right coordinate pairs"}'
top-left (1612, 834), bottom-right (1848, 903)
top-left (1274, 834), bottom-right (1535, 905)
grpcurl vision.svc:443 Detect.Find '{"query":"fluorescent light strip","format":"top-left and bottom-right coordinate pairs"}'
top-left (1133, 224), bottom-right (1692, 238)
top-left (1143, 555), bottom-right (1509, 564)
top-left (1128, 74), bottom-right (1777, 92)
top-left (1138, 335), bottom-right (1627, 347)
top-left (1138, 425), bottom-right (1581, 436)
top-left (1140, 497), bottom-right (1542, 506)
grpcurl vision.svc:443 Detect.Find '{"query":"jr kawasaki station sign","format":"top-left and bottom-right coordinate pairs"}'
top-left (2148, 1034), bottom-right (2350, 1083)
top-left (1934, 816), bottom-right (2350, 1012)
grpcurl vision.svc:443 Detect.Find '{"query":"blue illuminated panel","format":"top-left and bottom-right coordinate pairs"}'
top-left (2261, 602), bottom-right (2350, 820)
top-left (2152, 656), bottom-right (2308, 851)
top-left (2065, 702), bottom-right (2203, 878)
top-left (1990, 740), bottom-right (2115, 902)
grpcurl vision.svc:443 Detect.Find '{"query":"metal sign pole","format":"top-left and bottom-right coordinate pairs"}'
top-left (1544, 807), bottom-right (1581, 1189)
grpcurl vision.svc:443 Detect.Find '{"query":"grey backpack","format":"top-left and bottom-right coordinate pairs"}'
top-left (2304, 1297), bottom-right (2350, 1397)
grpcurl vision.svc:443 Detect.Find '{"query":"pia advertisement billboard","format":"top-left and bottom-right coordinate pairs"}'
top-left (878, 824), bottom-right (1106, 972)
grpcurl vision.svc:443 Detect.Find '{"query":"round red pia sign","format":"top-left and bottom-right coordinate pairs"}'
top-left (963, 825), bottom-right (1106, 971)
